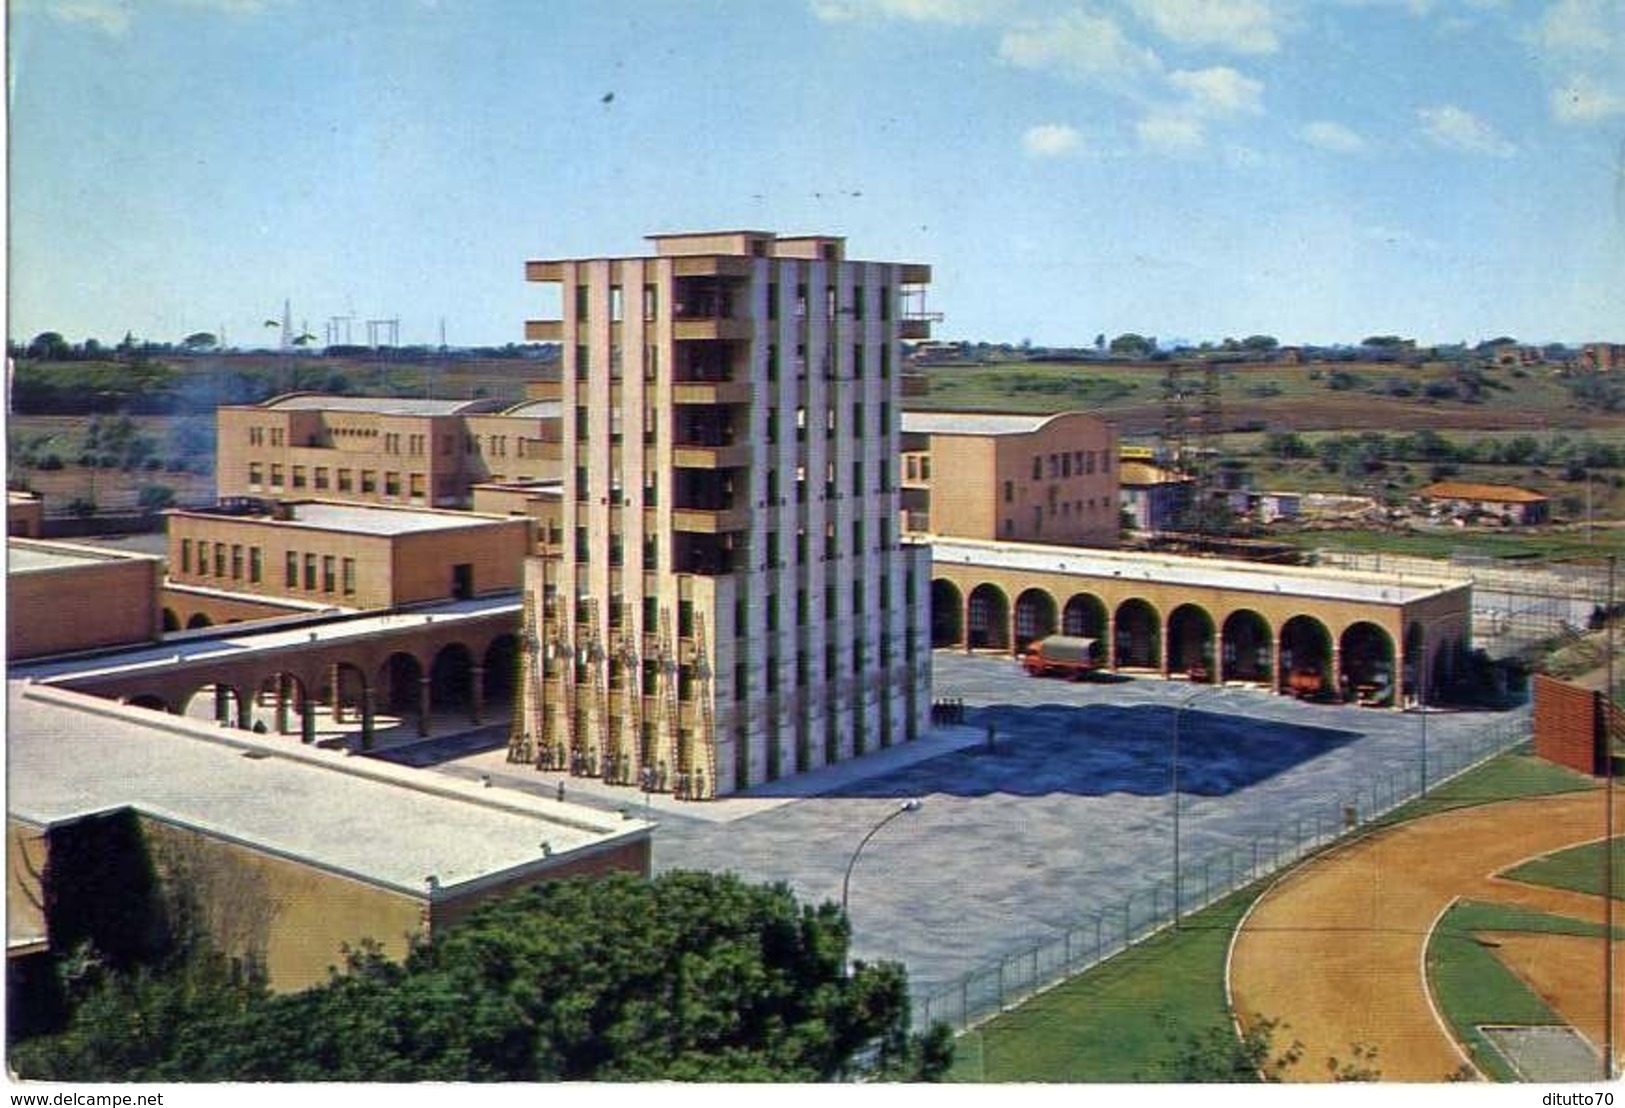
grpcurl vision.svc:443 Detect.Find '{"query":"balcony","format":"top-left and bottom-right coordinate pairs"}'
top-left (671, 505), bottom-right (752, 533)
top-left (673, 443), bottom-right (752, 469)
top-left (525, 260), bottom-right (566, 282)
top-left (675, 316), bottom-right (753, 342)
top-left (525, 319), bottom-right (565, 342)
top-left (672, 379), bottom-right (753, 405)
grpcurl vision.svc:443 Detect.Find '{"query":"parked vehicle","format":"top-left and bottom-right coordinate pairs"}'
top-left (1021, 635), bottom-right (1102, 680)
top-left (1287, 667), bottom-right (1324, 699)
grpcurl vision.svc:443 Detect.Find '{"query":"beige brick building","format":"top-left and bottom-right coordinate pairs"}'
top-left (165, 500), bottom-right (534, 611)
top-left (215, 394), bottom-right (563, 510)
top-left (514, 230), bottom-right (936, 798)
top-left (899, 411), bottom-right (1119, 545)
top-left (7, 540), bottom-right (164, 660)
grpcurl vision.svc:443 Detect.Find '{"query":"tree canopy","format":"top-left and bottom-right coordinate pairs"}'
top-left (11, 871), bottom-right (950, 1083)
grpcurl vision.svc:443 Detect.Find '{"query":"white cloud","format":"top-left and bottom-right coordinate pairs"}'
top-left (1551, 75), bottom-right (1625, 123)
top-left (999, 11), bottom-right (1162, 86)
top-left (1417, 104), bottom-right (1516, 157)
top-left (1168, 66), bottom-right (1264, 117)
top-left (17, 0), bottom-right (282, 34)
top-left (1022, 123), bottom-right (1084, 157)
top-left (22, 0), bottom-right (132, 34)
top-left (1137, 113), bottom-right (1205, 152)
top-left (811, 0), bottom-right (1007, 24)
top-left (1130, 0), bottom-right (1284, 54)
top-left (1300, 119), bottom-right (1367, 152)
top-left (1530, 0), bottom-right (1620, 54)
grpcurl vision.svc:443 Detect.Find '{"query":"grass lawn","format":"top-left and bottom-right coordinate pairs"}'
top-left (949, 747), bottom-right (1598, 1082)
top-left (1287, 528), bottom-right (1625, 562)
top-left (1502, 837), bottom-right (1625, 901)
top-left (947, 883), bottom-right (1261, 1082)
top-left (1427, 899), bottom-right (1622, 1081)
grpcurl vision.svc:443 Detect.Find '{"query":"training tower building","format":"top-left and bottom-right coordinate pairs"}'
top-left (514, 230), bottom-right (936, 798)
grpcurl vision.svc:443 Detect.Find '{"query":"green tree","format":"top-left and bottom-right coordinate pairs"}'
top-left (138, 485), bottom-right (176, 513)
top-left (1110, 333), bottom-right (1155, 358)
top-left (181, 332), bottom-right (219, 351)
top-left (28, 332), bottom-right (70, 360)
top-left (12, 872), bottom-right (951, 1083)
top-left (1240, 335), bottom-right (1278, 352)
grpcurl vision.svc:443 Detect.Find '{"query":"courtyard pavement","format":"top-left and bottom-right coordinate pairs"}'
top-left (427, 651), bottom-right (1528, 1000)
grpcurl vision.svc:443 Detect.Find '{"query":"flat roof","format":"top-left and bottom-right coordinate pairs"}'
top-left (178, 502), bottom-right (522, 537)
top-left (929, 537), bottom-right (1467, 607)
top-left (901, 412), bottom-right (1057, 437)
top-left (263, 394), bottom-right (507, 417)
top-left (8, 539), bottom-right (157, 576)
top-left (8, 682), bottom-right (647, 898)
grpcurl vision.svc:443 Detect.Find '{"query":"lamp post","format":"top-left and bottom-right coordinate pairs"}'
top-left (1173, 686), bottom-right (1218, 930)
top-left (841, 799), bottom-right (923, 934)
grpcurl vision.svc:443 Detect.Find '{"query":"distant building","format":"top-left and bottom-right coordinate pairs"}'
top-left (1417, 481), bottom-right (1550, 525)
top-left (898, 410), bottom-right (1119, 546)
top-left (165, 499), bottom-right (534, 613)
top-left (1578, 343), bottom-right (1625, 372)
top-left (215, 393), bottom-right (563, 511)
top-left (7, 540), bottom-right (163, 661)
top-left (1118, 461), bottom-right (1195, 532)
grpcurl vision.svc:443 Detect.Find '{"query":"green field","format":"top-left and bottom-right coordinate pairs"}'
top-left (950, 748), bottom-right (1598, 1082)
top-left (1502, 837), bottom-right (1625, 901)
top-left (1291, 528), bottom-right (1625, 563)
top-left (1427, 899), bottom-right (1620, 1081)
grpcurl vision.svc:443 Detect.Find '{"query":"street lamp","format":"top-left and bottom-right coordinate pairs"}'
top-left (841, 799), bottom-right (923, 919)
top-left (1172, 686), bottom-right (1219, 930)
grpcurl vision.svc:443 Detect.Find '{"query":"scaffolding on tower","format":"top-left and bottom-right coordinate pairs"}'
top-left (656, 607), bottom-right (681, 795)
top-left (690, 610), bottom-right (718, 800)
top-left (506, 591), bottom-right (542, 765)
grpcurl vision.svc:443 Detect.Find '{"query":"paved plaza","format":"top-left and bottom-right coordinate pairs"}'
top-left (429, 651), bottom-right (1528, 999)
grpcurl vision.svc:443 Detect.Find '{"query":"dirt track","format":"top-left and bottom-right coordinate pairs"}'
top-left (1229, 789), bottom-right (1619, 1082)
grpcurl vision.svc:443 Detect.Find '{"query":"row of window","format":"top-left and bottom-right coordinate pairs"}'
top-left (1034, 449), bottom-right (1112, 481)
top-left (248, 463), bottom-right (427, 499)
top-left (571, 282), bottom-right (896, 326)
top-left (178, 539), bottom-right (356, 597)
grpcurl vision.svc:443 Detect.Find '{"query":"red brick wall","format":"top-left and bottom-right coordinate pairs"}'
top-left (1533, 674), bottom-right (1604, 777)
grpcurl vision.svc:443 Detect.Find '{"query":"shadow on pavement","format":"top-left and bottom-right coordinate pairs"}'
top-left (751, 703), bottom-right (1362, 800)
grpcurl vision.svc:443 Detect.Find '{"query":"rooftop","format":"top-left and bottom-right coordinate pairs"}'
top-left (8, 539), bottom-right (157, 576)
top-left (176, 500), bottom-right (521, 537)
top-left (8, 681), bottom-right (647, 898)
top-left (929, 537), bottom-right (1467, 607)
top-left (263, 394), bottom-right (508, 417)
top-left (500, 399), bottom-right (563, 419)
top-left (901, 412), bottom-right (1056, 437)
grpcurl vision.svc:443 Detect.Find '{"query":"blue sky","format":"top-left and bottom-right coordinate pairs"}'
top-left (8, 0), bottom-right (1625, 349)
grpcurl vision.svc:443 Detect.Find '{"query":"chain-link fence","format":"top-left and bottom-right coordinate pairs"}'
top-left (913, 708), bottom-right (1532, 1033)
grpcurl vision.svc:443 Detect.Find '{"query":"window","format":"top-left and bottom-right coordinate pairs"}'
top-left (852, 461), bottom-right (863, 497)
top-left (250, 547), bottom-right (262, 584)
top-left (342, 558), bottom-right (357, 596)
top-left (231, 544), bottom-right (244, 580)
top-left (575, 283), bottom-right (589, 320)
top-left (678, 600), bottom-right (694, 638)
top-left (768, 343), bottom-right (779, 382)
top-left (609, 285), bottom-right (624, 322)
top-left (270, 464), bottom-right (284, 488)
top-left (574, 344), bottom-right (589, 381)
top-left (384, 433), bottom-right (400, 454)
top-left (575, 526), bottom-right (589, 563)
top-left (385, 472), bottom-right (401, 497)
top-left (409, 473), bottom-right (425, 499)
top-left (361, 470), bottom-right (377, 493)
top-left (248, 462), bottom-right (263, 486)
top-left (906, 456), bottom-right (918, 480)
top-left (643, 284), bottom-right (657, 321)
top-left (269, 427), bottom-right (284, 447)
top-left (1032, 456), bottom-right (1042, 480)
top-left (767, 282), bottom-right (778, 321)
top-left (644, 596), bottom-right (659, 633)
top-left (853, 284), bottom-right (865, 321)
top-left (1062, 453), bottom-right (1072, 478)
top-left (322, 555), bottom-right (336, 593)
top-left (338, 469), bottom-right (353, 493)
top-left (575, 466), bottom-right (589, 501)
top-left (1102, 451), bottom-right (1112, 473)
top-left (314, 467), bottom-right (329, 490)
top-left (180, 539), bottom-right (192, 574)
top-left (292, 465), bottom-right (307, 489)
top-left (214, 544), bottom-right (226, 577)
top-left (879, 401), bottom-right (890, 437)
top-left (921, 456), bottom-right (931, 480)
top-left (285, 551), bottom-right (299, 587)
top-left (304, 554), bottom-right (317, 591)
top-left (575, 406), bottom-right (589, 438)
top-left (643, 536), bottom-right (657, 570)
top-left (1003, 479), bottom-right (1014, 503)
top-left (249, 426), bottom-right (264, 447)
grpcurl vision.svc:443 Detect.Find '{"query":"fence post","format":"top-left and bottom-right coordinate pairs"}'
top-left (997, 961), bottom-right (1005, 1010)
